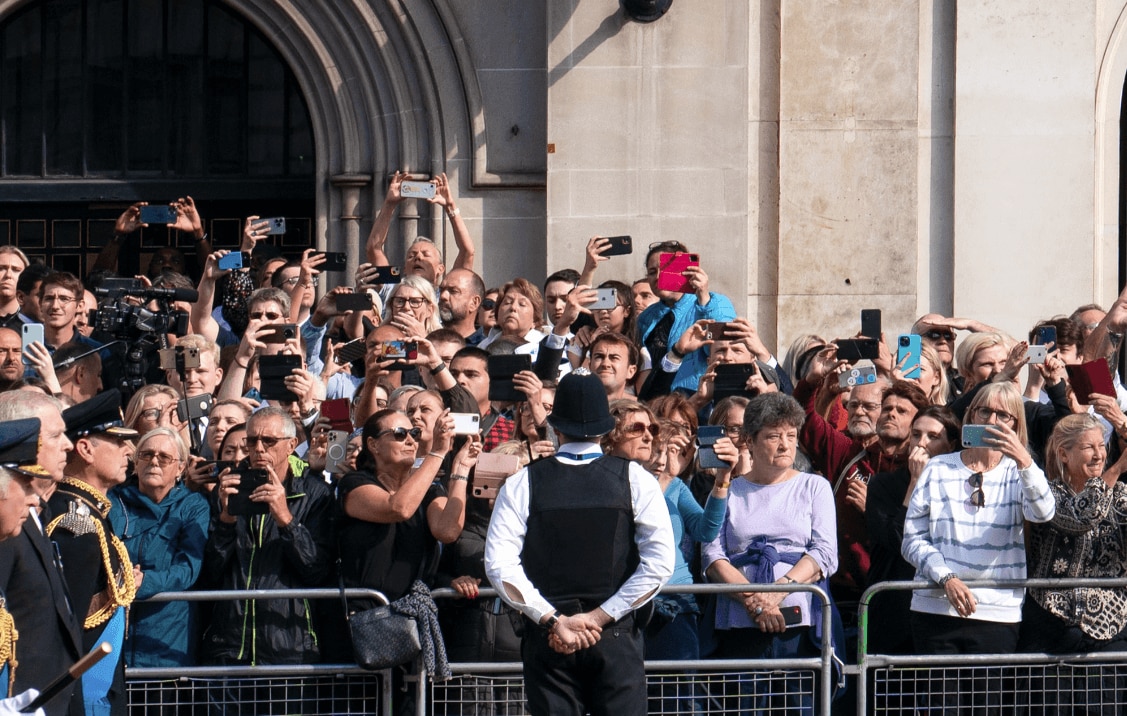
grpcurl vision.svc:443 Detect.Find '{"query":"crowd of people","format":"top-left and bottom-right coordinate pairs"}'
top-left (0, 170), bottom-right (1124, 715)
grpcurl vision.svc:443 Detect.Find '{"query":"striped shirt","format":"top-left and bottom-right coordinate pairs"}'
top-left (902, 451), bottom-right (1055, 623)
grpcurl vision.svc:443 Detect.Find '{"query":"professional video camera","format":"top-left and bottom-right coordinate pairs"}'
top-left (91, 278), bottom-right (197, 398)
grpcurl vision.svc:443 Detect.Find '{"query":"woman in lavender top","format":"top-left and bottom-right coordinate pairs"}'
top-left (702, 393), bottom-right (837, 714)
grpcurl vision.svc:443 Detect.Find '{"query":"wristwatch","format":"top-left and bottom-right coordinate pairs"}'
top-left (938, 573), bottom-right (958, 587)
top-left (543, 612), bottom-right (561, 630)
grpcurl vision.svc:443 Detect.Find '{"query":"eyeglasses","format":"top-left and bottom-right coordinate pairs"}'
top-left (139, 406), bottom-right (174, 423)
top-left (923, 330), bottom-right (956, 342)
top-left (345, 444), bottom-right (363, 456)
top-left (390, 296), bottom-right (426, 309)
top-left (974, 406), bottom-right (1016, 426)
top-left (966, 471), bottom-right (985, 508)
top-left (375, 427), bottom-right (422, 442)
top-left (845, 400), bottom-right (881, 413)
top-left (281, 276), bottom-right (318, 288)
top-left (136, 450), bottom-right (181, 467)
top-left (622, 422), bottom-right (660, 438)
top-left (250, 310), bottom-right (284, 321)
top-left (722, 424), bottom-right (743, 438)
top-left (41, 294), bottom-right (77, 305)
top-left (246, 434), bottom-right (292, 449)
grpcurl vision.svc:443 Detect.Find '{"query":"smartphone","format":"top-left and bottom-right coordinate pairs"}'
top-left (451, 412), bottom-right (481, 436)
top-left (333, 338), bottom-right (367, 365)
top-left (834, 337), bottom-right (880, 362)
top-left (706, 321), bottom-right (738, 341)
top-left (159, 345), bottom-right (201, 372)
top-left (713, 364), bottom-right (756, 401)
top-left (375, 340), bottom-right (419, 361)
top-left (1025, 345), bottom-right (1047, 365)
top-left (260, 323), bottom-right (298, 344)
top-left (261, 217), bottom-right (287, 235)
top-left (317, 252), bottom-right (348, 272)
top-left (897, 334), bottom-right (922, 380)
top-left (472, 452), bottom-right (522, 499)
top-left (139, 204), bottom-right (177, 224)
top-left (258, 354), bottom-right (303, 402)
top-left (336, 293), bottom-right (374, 312)
top-left (370, 265), bottom-right (402, 285)
top-left (487, 354), bottom-right (533, 402)
top-left (226, 469), bottom-right (271, 516)
top-left (860, 309), bottom-right (882, 340)
top-left (326, 430), bottom-right (351, 474)
top-left (961, 424), bottom-right (991, 449)
top-left (217, 252), bottom-right (245, 271)
top-left (696, 425), bottom-right (732, 469)
top-left (838, 364), bottom-right (877, 390)
top-left (656, 252), bottom-right (700, 293)
top-left (176, 393), bottom-right (213, 423)
top-left (601, 235), bottom-right (633, 256)
top-left (321, 398), bottom-right (352, 432)
top-left (780, 605), bottom-right (802, 627)
top-left (400, 180), bottom-right (437, 199)
top-left (20, 323), bottom-right (43, 365)
top-left (588, 288), bottom-right (617, 311)
top-left (1035, 325), bottom-right (1057, 350)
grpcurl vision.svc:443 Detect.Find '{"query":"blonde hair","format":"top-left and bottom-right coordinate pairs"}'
top-left (174, 334), bottom-right (221, 367)
top-left (966, 382), bottom-right (1028, 447)
top-left (1043, 413), bottom-right (1105, 483)
top-left (956, 332), bottom-right (1014, 383)
top-left (124, 385), bottom-right (179, 429)
top-left (920, 343), bottom-right (949, 406)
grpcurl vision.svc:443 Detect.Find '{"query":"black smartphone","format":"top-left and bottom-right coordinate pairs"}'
top-left (1035, 325), bottom-right (1057, 350)
top-left (176, 393), bottom-right (213, 423)
top-left (140, 204), bottom-right (177, 224)
top-left (336, 293), bottom-right (374, 312)
top-left (487, 354), bottom-right (532, 402)
top-left (258, 354), bottom-right (303, 402)
top-left (371, 265), bottom-right (402, 284)
top-left (226, 469), bottom-right (271, 517)
top-left (317, 252), bottom-right (348, 272)
top-left (834, 337), bottom-right (880, 362)
top-left (602, 235), bottom-right (633, 256)
top-left (696, 425), bottom-right (732, 469)
top-left (780, 605), bottom-right (802, 626)
top-left (860, 309), bottom-right (882, 340)
top-left (713, 364), bottom-right (756, 401)
top-left (333, 338), bottom-right (367, 365)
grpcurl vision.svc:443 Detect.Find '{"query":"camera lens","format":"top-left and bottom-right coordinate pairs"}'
top-left (899, 337), bottom-right (909, 346)
top-left (284, 328), bottom-right (295, 339)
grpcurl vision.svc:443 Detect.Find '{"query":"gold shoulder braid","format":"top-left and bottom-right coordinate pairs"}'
top-left (0, 597), bottom-right (17, 696)
top-left (46, 480), bottom-right (137, 630)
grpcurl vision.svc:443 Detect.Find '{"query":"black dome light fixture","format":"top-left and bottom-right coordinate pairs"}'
top-left (622, 0), bottom-right (672, 23)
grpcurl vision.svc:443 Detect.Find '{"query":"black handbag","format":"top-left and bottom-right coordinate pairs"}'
top-left (338, 572), bottom-right (421, 670)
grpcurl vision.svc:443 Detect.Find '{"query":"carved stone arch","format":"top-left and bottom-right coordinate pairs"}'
top-left (1096, 4), bottom-right (1127, 304)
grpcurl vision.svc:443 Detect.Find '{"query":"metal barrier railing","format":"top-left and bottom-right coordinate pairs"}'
top-left (428, 582), bottom-right (840, 716)
top-left (126, 588), bottom-right (391, 716)
top-left (857, 577), bottom-right (1127, 714)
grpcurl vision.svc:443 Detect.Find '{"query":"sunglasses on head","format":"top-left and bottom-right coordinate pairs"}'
top-left (376, 426), bottom-right (423, 442)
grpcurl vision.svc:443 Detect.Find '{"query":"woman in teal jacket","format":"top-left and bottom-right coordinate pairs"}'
top-left (110, 428), bottom-right (210, 667)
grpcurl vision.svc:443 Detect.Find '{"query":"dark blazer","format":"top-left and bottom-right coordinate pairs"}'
top-left (0, 517), bottom-right (85, 716)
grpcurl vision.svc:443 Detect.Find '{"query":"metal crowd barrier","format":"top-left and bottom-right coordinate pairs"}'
top-left (858, 577), bottom-right (1127, 715)
top-left (125, 588), bottom-right (390, 716)
top-left (428, 582), bottom-right (839, 716)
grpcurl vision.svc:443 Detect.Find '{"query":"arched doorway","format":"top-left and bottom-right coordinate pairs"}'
top-left (0, 0), bottom-right (316, 278)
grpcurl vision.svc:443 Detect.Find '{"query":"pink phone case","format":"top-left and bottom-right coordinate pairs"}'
top-left (656, 253), bottom-right (699, 293)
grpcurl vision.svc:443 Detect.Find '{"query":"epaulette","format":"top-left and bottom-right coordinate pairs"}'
top-left (51, 499), bottom-right (98, 537)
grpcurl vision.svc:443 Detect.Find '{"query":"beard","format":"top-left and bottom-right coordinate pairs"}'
top-left (847, 420), bottom-right (876, 440)
top-left (439, 305), bottom-right (456, 323)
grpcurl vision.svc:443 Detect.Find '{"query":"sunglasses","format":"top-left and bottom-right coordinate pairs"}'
top-left (923, 330), bottom-right (956, 342)
top-left (481, 299), bottom-right (497, 310)
top-left (246, 434), bottom-right (291, 449)
top-left (376, 427), bottom-right (422, 442)
top-left (966, 471), bottom-right (985, 508)
top-left (622, 421), bottom-right (660, 438)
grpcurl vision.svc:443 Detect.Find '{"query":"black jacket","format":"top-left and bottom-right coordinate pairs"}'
top-left (201, 464), bottom-right (336, 665)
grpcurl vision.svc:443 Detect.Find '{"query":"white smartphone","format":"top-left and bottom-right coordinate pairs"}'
top-left (21, 323), bottom-right (43, 365)
top-left (588, 288), bottom-right (617, 311)
top-left (451, 413), bottom-right (481, 436)
top-left (326, 430), bottom-right (350, 474)
top-left (400, 180), bottom-right (437, 199)
top-left (1025, 345), bottom-right (1047, 365)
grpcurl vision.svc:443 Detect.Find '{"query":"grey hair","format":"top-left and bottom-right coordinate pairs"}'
top-left (249, 287), bottom-right (292, 316)
top-left (0, 390), bottom-right (63, 422)
top-left (137, 427), bottom-right (189, 463)
top-left (247, 406), bottom-right (297, 438)
top-left (742, 392), bottom-right (805, 439)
